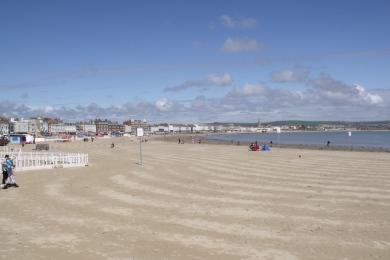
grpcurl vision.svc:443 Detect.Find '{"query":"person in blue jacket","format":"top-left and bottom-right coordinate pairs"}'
top-left (3, 155), bottom-right (18, 189)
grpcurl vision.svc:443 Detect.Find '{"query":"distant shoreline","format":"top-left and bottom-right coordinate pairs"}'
top-left (152, 132), bottom-right (390, 153)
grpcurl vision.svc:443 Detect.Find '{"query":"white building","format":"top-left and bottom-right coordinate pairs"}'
top-left (193, 124), bottom-right (210, 132)
top-left (50, 124), bottom-right (77, 134)
top-left (28, 119), bottom-right (40, 134)
top-left (81, 124), bottom-right (96, 134)
top-left (9, 118), bottom-right (47, 134)
top-left (0, 123), bottom-right (9, 135)
top-left (150, 125), bottom-right (168, 134)
top-left (272, 127), bottom-right (281, 133)
top-left (42, 121), bottom-right (49, 133)
top-left (10, 121), bottom-right (29, 133)
top-left (124, 125), bottom-right (132, 133)
top-left (168, 124), bottom-right (192, 133)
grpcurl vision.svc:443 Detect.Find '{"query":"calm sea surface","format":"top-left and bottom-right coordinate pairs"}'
top-left (206, 131), bottom-right (390, 149)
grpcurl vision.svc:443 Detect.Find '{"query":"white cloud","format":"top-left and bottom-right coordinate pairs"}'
top-left (44, 106), bottom-right (54, 113)
top-left (354, 84), bottom-right (383, 105)
top-left (221, 38), bottom-right (262, 53)
top-left (164, 73), bottom-right (233, 92)
top-left (220, 15), bottom-right (257, 29)
top-left (207, 73), bottom-right (233, 86)
top-left (155, 98), bottom-right (173, 111)
top-left (308, 73), bottom-right (385, 106)
top-left (272, 68), bottom-right (309, 83)
top-left (230, 83), bottom-right (266, 96)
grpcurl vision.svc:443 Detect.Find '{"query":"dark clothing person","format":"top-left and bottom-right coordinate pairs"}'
top-left (2, 158), bottom-right (8, 185)
top-left (2, 170), bottom-right (7, 185)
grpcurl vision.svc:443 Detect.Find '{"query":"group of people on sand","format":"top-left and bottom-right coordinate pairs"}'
top-left (178, 137), bottom-right (202, 145)
top-left (249, 141), bottom-right (260, 151)
top-left (249, 141), bottom-right (271, 151)
top-left (1, 155), bottom-right (18, 189)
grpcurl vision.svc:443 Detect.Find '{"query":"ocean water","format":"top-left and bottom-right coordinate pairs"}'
top-left (206, 131), bottom-right (390, 149)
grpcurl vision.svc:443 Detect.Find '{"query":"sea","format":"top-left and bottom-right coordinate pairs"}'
top-left (206, 131), bottom-right (390, 149)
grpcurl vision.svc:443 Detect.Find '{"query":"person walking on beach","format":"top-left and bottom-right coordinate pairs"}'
top-left (327, 140), bottom-right (331, 148)
top-left (178, 138), bottom-right (181, 144)
top-left (3, 155), bottom-right (18, 189)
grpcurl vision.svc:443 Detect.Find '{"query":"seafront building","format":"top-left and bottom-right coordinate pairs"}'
top-left (9, 118), bottom-right (48, 135)
top-left (49, 124), bottom-right (77, 134)
top-left (95, 121), bottom-right (109, 135)
top-left (9, 120), bottom-right (29, 133)
top-left (79, 124), bottom-right (97, 135)
top-left (0, 123), bottom-right (9, 135)
top-left (150, 124), bottom-right (169, 134)
top-left (108, 122), bottom-right (125, 134)
top-left (123, 119), bottom-right (150, 135)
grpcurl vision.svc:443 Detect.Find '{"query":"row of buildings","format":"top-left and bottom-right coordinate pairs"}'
top-left (0, 117), bottom-right (285, 137)
top-left (2, 117), bottom-right (365, 137)
top-left (0, 118), bottom-right (149, 136)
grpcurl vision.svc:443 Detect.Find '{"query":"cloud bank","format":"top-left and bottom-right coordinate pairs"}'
top-left (1, 74), bottom-right (388, 122)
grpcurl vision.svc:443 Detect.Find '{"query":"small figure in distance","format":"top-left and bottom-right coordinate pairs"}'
top-left (270, 140), bottom-right (273, 147)
top-left (178, 138), bottom-right (181, 144)
top-left (327, 140), bottom-right (331, 148)
top-left (111, 143), bottom-right (115, 149)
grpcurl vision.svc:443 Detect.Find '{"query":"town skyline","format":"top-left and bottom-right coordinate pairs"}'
top-left (1, 1), bottom-right (390, 122)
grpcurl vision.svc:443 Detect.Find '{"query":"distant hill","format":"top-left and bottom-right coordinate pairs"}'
top-left (206, 120), bottom-right (390, 129)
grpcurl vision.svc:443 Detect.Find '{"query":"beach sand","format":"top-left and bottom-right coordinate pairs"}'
top-left (1, 137), bottom-right (390, 259)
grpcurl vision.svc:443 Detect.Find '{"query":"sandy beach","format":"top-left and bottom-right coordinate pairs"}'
top-left (1, 137), bottom-right (390, 259)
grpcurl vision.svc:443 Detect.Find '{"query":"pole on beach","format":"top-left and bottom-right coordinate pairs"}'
top-left (137, 128), bottom-right (144, 166)
top-left (348, 131), bottom-right (352, 150)
top-left (139, 137), bottom-right (143, 166)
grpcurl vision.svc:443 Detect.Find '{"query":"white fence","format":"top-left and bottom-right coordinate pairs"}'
top-left (0, 148), bottom-right (88, 171)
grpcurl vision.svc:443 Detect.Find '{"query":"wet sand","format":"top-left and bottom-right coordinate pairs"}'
top-left (1, 137), bottom-right (390, 259)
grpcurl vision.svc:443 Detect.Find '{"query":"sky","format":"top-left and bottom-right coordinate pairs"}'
top-left (1, 0), bottom-right (390, 123)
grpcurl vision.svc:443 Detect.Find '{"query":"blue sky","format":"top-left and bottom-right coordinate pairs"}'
top-left (1, 0), bottom-right (390, 122)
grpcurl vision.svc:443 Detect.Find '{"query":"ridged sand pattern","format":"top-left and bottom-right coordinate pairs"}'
top-left (0, 137), bottom-right (389, 259)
